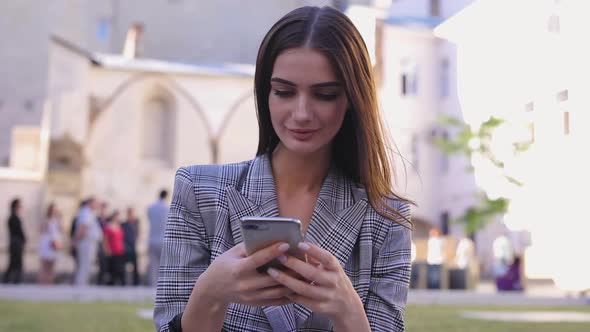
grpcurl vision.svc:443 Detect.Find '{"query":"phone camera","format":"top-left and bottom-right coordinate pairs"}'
top-left (243, 224), bottom-right (259, 230)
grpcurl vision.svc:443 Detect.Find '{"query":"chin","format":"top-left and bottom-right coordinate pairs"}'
top-left (281, 139), bottom-right (330, 157)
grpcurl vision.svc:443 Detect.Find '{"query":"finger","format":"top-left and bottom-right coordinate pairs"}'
top-left (229, 242), bottom-right (247, 257)
top-left (240, 274), bottom-right (283, 291)
top-left (245, 242), bottom-right (290, 269)
top-left (283, 267), bottom-right (307, 282)
top-left (307, 255), bottom-right (322, 267)
top-left (253, 285), bottom-right (294, 300)
top-left (298, 242), bottom-right (339, 271)
top-left (267, 268), bottom-right (328, 300)
top-left (277, 255), bottom-right (329, 286)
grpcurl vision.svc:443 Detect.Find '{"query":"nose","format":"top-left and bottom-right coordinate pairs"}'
top-left (293, 95), bottom-right (312, 122)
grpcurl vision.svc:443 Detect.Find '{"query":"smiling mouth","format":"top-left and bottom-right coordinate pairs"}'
top-left (288, 129), bottom-right (318, 140)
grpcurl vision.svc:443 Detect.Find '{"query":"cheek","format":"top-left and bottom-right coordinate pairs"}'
top-left (268, 97), bottom-right (285, 128)
top-left (322, 103), bottom-right (347, 129)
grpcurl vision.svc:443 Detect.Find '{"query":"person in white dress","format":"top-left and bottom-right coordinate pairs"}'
top-left (73, 197), bottom-right (102, 286)
top-left (38, 203), bottom-right (63, 284)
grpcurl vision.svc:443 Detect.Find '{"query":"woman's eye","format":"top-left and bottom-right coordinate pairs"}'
top-left (273, 90), bottom-right (294, 97)
top-left (315, 93), bottom-right (339, 101)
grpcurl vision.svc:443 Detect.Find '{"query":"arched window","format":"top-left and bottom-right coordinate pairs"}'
top-left (141, 96), bottom-right (175, 167)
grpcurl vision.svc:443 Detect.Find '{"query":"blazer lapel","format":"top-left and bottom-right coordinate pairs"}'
top-left (226, 153), bottom-right (279, 244)
top-left (225, 154), bottom-right (297, 331)
top-left (295, 166), bottom-right (369, 326)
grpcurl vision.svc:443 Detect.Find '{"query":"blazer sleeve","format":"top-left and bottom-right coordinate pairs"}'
top-left (365, 202), bottom-right (412, 332)
top-left (153, 167), bottom-right (211, 332)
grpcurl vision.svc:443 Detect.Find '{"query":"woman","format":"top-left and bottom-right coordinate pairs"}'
top-left (103, 210), bottom-right (126, 286)
top-left (38, 203), bottom-right (63, 284)
top-left (154, 6), bottom-right (412, 332)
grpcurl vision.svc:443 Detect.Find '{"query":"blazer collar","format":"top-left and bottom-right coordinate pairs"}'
top-left (226, 153), bottom-right (368, 329)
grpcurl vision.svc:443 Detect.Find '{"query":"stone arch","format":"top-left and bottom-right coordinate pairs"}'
top-left (88, 73), bottom-right (215, 159)
top-left (216, 91), bottom-right (259, 164)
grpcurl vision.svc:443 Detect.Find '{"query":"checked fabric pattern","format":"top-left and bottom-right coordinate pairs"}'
top-left (154, 153), bottom-right (412, 331)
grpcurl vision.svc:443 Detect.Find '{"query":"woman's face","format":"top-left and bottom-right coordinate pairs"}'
top-left (268, 47), bottom-right (348, 157)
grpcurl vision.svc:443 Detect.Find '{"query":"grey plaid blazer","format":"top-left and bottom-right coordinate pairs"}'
top-left (154, 154), bottom-right (412, 332)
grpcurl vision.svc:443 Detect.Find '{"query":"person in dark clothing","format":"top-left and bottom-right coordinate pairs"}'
top-left (122, 207), bottom-right (140, 286)
top-left (3, 198), bottom-right (26, 284)
top-left (95, 201), bottom-right (110, 285)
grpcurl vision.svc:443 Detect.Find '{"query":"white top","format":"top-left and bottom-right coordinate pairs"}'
top-left (427, 236), bottom-right (445, 265)
top-left (76, 206), bottom-right (102, 245)
top-left (39, 217), bottom-right (62, 260)
top-left (455, 237), bottom-right (475, 269)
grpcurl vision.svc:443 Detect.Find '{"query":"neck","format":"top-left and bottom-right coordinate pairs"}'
top-left (271, 144), bottom-right (331, 195)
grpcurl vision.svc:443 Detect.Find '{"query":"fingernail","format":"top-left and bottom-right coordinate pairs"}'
top-left (278, 243), bottom-right (290, 252)
top-left (267, 268), bottom-right (279, 278)
top-left (277, 255), bottom-right (287, 263)
top-left (298, 242), bottom-right (310, 251)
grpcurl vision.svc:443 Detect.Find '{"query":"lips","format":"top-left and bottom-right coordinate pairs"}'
top-left (288, 128), bottom-right (318, 141)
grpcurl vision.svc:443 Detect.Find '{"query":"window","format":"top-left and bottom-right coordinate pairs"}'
top-left (142, 97), bottom-right (175, 166)
top-left (332, 0), bottom-right (349, 12)
top-left (557, 89), bottom-right (569, 135)
top-left (440, 211), bottom-right (449, 236)
top-left (430, 0), bottom-right (441, 17)
top-left (97, 17), bottom-right (111, 42)
top-left (401, 59), bottom-right (418, 97)
top-left (440, 58), bottom-right (450, 99)
top-left (556, 89), bottom-right (568, 102)
top-left (547, 14), bottom-right (560, 33)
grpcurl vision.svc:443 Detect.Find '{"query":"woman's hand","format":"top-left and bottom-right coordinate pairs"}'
top-left (266, 242), bottom-right (370, 331)
top-left (196, 242), bottom-right (294, 307)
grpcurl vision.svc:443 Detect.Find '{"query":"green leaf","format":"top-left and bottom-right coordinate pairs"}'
top-left (505, 175), bottom-right (524, 187)
top-left (437, 115), bottom-right (464, 127)
top-left (480, 116), bottom-right (504, 130)
top-left (513, 141), bottom-right (532, 152)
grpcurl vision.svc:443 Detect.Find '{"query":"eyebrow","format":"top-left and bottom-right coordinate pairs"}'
top-left (270, 77), bottom-right (341, 88)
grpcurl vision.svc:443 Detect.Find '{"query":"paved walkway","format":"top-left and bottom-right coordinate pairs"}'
top-left (0, 281), bottom-right (587, 306)
top-left (0, 285), bottom-right (156, 303)
top-left (459, 310), bottom-right (590, 323)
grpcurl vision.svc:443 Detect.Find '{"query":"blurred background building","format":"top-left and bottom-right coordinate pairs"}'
top-left (1, 0), bottom-right (586, 292)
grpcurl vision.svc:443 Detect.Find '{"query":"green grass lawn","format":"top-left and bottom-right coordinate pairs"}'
top-left (406, 304), bottom-right (590, 332)
top-left (1, 300), bottom-right (589, 331)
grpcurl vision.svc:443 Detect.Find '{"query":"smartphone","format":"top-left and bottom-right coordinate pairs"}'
top-left (240, 216), bottom-right (306, 273)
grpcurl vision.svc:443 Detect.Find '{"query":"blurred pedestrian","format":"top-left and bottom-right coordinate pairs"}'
top-left (426, 228), bottom-right (445, 289)
top-left (95, 201), bottom-right (110, 285)
top-left (3, 198), bottom-right (26, 284)
top-left (38, 203), bottom-right (63, 284)
top-left (69, 200), bottom-right (85, 282)
top-left (147, 189), bottom-right (169, 286)
top-left (122, 207), bottom-right (140, 286)
top-left (103, 210), bottom-right (126, 286)
top-left (73, 197), bottom-right (102, 286)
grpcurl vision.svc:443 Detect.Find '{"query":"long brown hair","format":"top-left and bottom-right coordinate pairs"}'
top-left (254, 6), bottom-right (413, 227)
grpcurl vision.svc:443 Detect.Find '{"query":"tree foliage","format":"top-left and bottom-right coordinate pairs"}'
top-left (434, 115), bottom-right (526, 233)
